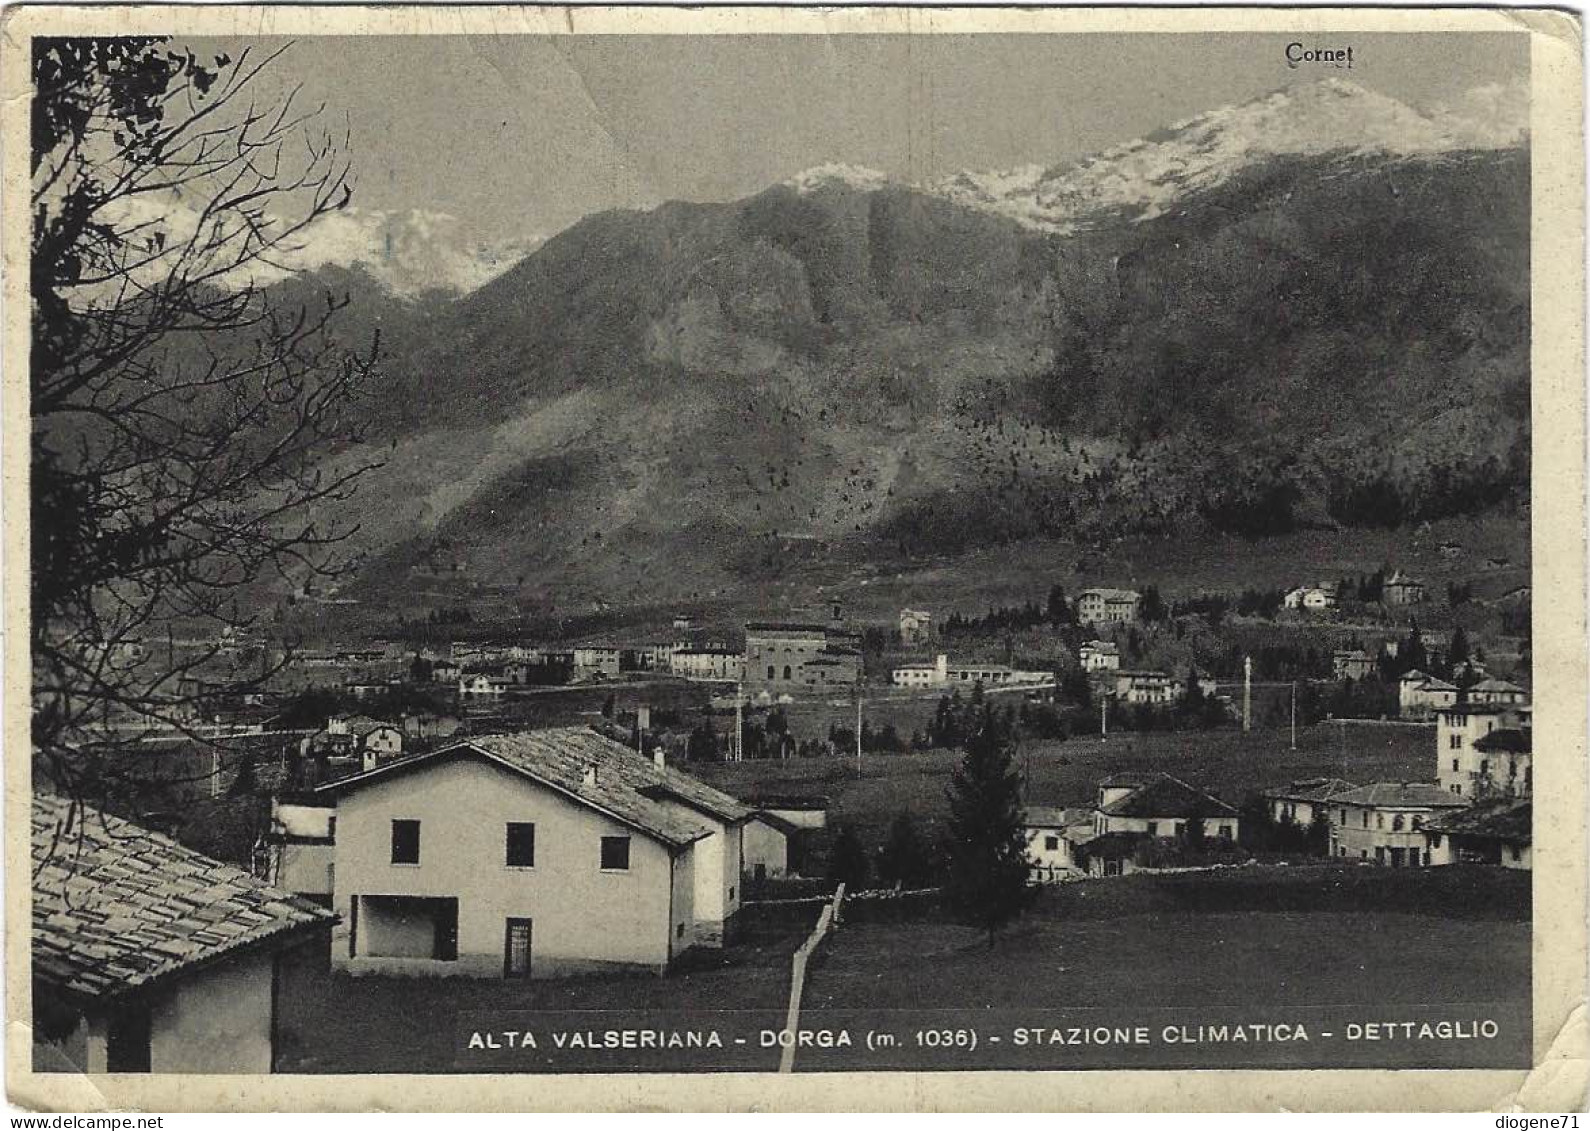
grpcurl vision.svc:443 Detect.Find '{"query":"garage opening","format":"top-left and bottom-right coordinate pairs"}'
top-left (356, 895), bottom-right (458, 960)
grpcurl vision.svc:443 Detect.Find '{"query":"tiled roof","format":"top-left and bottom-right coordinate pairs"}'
top-left (1469, 679), bottom-right (1527, 694)
top-left (1080, 588), bottom-right (1140, 601)
top-left (1331, 782), bottom-right (1470, 809)
top-left (1099, 774), bottom-right (1237, 819)
top-left (1424, 799), bottom-right (1531, 844)
top-left (1260, 777), bottom-right (1358, 803)
top-left (316, 727), bottom-right (749, 847)
top-left (32, 793), bottom-right (334, 1001)
top-left (1023, 806), bottom-right (1071, 828)
top-left (1081, 831), bottom-right (1146, 859)
top-left (1473, 728), bottom-right (1532, 755)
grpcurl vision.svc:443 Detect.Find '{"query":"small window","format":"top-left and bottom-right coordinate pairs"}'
top-left (391, 819), bottom-right (420, 865)
top-left (677, 923), bottom-right (685, 938)
top-left (1147, 821), bottom-right (1159, 836)
top-left (767, 666), bottom-right (775, 680)
top-left (1510, 846), bottom-right (1521, 862)
top-left (783, 665), bottom-right (792, 681)
top-left (506, 822), bottom-right (536, 867)
top-left (1045, 835), bottom-right (1060, 851)
top-left (600, 835), bottom-right (631, 871)
top-left (728, 886), bottom-right (735, 901)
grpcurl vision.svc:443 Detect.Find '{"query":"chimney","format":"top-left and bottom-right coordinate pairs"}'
top-left (653, 746), bottom-right (666, 770)
top-left (583, 764), bottom-right (597, 788)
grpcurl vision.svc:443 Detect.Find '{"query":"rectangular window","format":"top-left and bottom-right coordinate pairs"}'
top-left (1452, 758), bottom-right (1460, 771)
top-left (1045, 835), bottom-right (1060, 851)
top-left (600, 835), bottom-right (631, 871)
top-left (506, 822), bottom-right (536, 867)
top-left (391, 819), bottom-right (420, 865)
top-left (1146, 821), bottom-right (1159, 836)
top-left (1449, 735), bottom-right (1463, 749)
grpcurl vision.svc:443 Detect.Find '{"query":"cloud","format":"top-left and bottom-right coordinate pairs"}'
top-left (1431, 78), bottom-right (1529, 148)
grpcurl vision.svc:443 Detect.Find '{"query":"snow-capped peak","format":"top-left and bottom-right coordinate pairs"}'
top-left (924, 77), bottom-right (1525, 234)
top-left (784, 163), bottom-right (895, 194)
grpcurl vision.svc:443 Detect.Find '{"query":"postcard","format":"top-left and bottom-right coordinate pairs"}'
top-left (4, 5), bottom-right (1584, 1113)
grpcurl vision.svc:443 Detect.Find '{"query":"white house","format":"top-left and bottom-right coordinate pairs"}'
top-left (742, 811), bottom-right (803, 883)
top-left (1079, 640), bottom-right (1121, 672)
top-left (312, 728), bottom-right (751, 978)
top-left (31, 792), bottom-right (334, 1074)
top-left (1399, 671), bottom-right (1459, 719)
top-left (1022, 806), bottom-right (1093, 883)
top-left (1327, 783), bottom-right (1469, 866)
top-left (1284, 585), bottom-right (1338, 612)
top-left (458, 673), bottom-right (511, 698)
top-left (1424, 798), bottom-right (1531, 870)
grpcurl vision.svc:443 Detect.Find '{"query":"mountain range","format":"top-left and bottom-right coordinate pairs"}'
top-left (284, 78), bottom-right (1530, 622)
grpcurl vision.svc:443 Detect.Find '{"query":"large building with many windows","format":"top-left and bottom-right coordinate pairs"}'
top-left (743, 621), bottom-right (862, 693)
top-left (1436, 702), bottom-right (1531, 798)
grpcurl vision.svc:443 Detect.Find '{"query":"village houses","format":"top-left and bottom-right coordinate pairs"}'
top-left (307, 728), bottom-right (751, 978)
top-left (322, 714), bottom-right (404, 767)
top-left (32, 793), bottom-right (335, 1074)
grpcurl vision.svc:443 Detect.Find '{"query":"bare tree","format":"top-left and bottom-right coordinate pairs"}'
top-left (31, 38), bottom-right (383, 808)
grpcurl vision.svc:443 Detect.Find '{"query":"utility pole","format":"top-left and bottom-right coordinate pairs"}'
top-left (1242, 655), bottom-right (1253, 733)
top-left (734, 681), bottom-right (744, 763)
top-left (1100, 696), bottom-right (1108, 741)
top-left (855, 692), bottom-right (863, 777)
top-left (1290, 682), bottom-right (1298, 751)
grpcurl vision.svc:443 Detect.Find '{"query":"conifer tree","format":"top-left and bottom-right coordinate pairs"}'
top-left (944, 705), bottom-right (1034, 947)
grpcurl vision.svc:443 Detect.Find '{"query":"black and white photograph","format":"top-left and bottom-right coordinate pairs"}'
top-left (7, 6), bottom-right (1585, 1110)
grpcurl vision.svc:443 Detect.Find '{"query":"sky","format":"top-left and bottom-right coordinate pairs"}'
top-left (178, 31), bottom-right (1529, 289)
